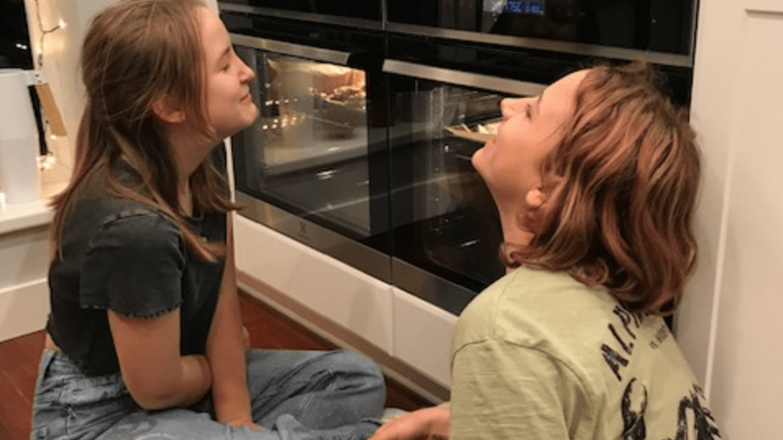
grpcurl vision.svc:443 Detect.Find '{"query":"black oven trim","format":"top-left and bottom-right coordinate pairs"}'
top-left (392, 258), bottom-right (476, 316)
top-left (386, 23), bottom-right (693, 68)
top-left (220, 3), bottom-right (383, 31)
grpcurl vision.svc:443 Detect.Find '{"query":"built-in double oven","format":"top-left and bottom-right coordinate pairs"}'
top-left (220, 0), bottom-right (697, 316)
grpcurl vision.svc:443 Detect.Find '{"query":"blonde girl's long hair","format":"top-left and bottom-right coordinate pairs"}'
top-left (50, 0), bottom-right (237, 262)
top-left (506, 63), bottom-right (701, 316)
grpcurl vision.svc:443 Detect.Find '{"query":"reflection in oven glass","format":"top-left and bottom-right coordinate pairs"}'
top-left (260, 57), bottom-right (367, 172)
top-left (233, 46), bottom-right (373, 239)
top-left (391, 81), bottom-right (509, 292)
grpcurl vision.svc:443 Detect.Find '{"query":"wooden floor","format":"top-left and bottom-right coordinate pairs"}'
top-left (0, 292), bottom-right (433, 440)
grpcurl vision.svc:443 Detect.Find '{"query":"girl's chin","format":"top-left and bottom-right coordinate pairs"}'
top-left (243, 111), bottom-right (260, 129)
top-left (471, 147), bottom-right (485, 170)
top-left (235, 107), bottom-right (260, 131)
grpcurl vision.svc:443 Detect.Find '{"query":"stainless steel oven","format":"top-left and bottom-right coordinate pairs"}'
top-left (223, 2), bottom-right (695, 316)
top-left (223, 8), bottom-right (392, 282)
top-left (385, 61), bottom-right (548, 314)
top-left (381, 25), bottom-right (693, 313)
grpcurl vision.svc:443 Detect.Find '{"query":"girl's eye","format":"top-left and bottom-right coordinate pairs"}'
top-left (525, 103), bottom-right (533, 119)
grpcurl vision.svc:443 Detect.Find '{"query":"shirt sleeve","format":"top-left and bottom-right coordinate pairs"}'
top-left (79, 212), bottom-right (186, 318)
top-left (450, 339), bottom-right (595, 440)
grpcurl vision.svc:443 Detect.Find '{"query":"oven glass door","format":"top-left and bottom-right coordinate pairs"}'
top-left (231, 36), bottom-right (390, 281)
top-left (387, 0), bottom-right (695, 58)
top-left (386, 61), bottom-right (546, 314)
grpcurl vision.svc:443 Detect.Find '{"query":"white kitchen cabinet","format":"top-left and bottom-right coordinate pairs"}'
top-left (674, 0), bottom-right (783, 437)
top-left (392, 288), bottom-right (456, 388)
top-left (233, 213), bottom-right (455, 399)
top-left (0, 200), bottom-right (53, 341)
top-left (234, 214), bottom-right (394, 355)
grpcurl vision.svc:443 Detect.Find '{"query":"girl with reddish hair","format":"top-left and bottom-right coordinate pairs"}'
top-left (371, 64), bottom-right (722, 440)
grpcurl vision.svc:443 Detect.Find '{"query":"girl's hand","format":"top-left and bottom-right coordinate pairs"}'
top-left (242, 325), bottom-right (251, 353)
top-left (224, 418), bottom-right (265, 431)
top-left (369, 406), bottom-right (450, 440)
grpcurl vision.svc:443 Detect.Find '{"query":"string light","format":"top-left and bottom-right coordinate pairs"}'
top-left (36, 151), bottom-right (56, 171)
top-left (34, 0), bottom-right (65, 69)
top-left (31, 0), bottom-right (67, 160)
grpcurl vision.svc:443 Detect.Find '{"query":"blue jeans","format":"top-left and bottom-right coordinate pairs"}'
top-left (30, 348), bottom-right (385, 440)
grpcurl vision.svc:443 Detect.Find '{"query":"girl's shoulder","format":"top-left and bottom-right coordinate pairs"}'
top-left (61, 187), bottom-right (180, 256)
top-left (454, 267), bottom-right (621, 357)
top-left (471, 267), bottom-right (614, 318)
top-left (71, 187), bottom-right (169, 228)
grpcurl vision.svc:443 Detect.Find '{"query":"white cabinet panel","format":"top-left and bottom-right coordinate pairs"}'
top-left (709, 9), bottom-right (783, 438)
top-left (234, 214), bottom-right (393, 354)
top-left (0, 224), bottom-right (50, 341)
top-left (0, 225), bottom-right (48, 290)
top-left (683, 1), bottom-right (783, 437)
top-left (392, 288), bottom-right (457, 388)
top-left (0, 279), bottom-right (48, 341)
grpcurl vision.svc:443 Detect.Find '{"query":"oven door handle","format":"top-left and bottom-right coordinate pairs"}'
top-left (230, 33), bottom-right (351, 66)
top-left (383, 59), bottom-right (547, 97)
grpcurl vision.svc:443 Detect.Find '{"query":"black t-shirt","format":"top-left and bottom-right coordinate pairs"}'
top-left (46, 169), bottom-right (227, 376)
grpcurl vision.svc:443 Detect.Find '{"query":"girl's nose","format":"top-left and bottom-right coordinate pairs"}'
top-left (240, 61), bottom-right (256, 83)
top-left (500, 97), bottom-right (526, 121)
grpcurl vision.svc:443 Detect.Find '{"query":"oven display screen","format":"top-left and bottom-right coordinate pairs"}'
top-left (483, 0), bottom-right (545, 16)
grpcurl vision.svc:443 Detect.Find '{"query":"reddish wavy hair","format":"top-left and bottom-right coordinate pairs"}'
top-left (505, 63), bottom-right (701, 315)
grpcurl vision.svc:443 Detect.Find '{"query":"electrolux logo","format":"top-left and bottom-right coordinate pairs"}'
top-left (297, 221), bottom-right (310, 241)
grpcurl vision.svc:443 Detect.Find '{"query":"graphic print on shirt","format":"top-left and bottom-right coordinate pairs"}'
top-left (601, 304), bottom-right (641, 381)
top-left (621, 378), bottom-right (648, 440)
top-left (600, 304), bottom-right (721, 440)
top-left (664, 385), bottom-right (722, 440)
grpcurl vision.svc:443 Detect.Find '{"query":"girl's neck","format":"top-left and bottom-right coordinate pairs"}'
top-left (496, 205), bottom-right (534, 272)
top-left (178, 179), bottom-right (193, 217)
top-left (167, 124), bottom-right (212, 217)
top-left (168, 121), bottom-right (215, 189)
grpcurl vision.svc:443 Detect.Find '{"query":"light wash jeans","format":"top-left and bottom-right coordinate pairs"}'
top-left (30, 348), bottom-right (386, 440)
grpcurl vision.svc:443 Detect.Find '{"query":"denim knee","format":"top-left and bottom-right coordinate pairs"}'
top-left (330, 350), bottom-right (383, 377)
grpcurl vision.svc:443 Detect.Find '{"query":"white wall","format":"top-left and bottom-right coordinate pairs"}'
top-left (676, 0), bottom-right (783, 438)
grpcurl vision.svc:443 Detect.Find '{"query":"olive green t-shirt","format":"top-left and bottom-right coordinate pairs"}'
top-left (450, 267), bottom-right (723, 440)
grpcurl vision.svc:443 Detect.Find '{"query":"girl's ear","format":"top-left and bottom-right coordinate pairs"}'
top-left (152, 95), bottom-right (186, 124)
top-left (525, 187), bottom-right (546, 209)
